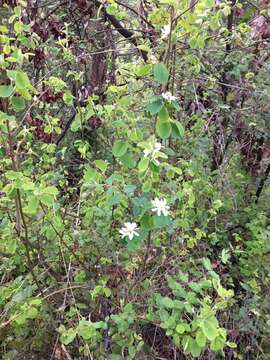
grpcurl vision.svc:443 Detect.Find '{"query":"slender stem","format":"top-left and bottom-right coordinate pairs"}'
top-left (141, 231), bottom-right (152, 275)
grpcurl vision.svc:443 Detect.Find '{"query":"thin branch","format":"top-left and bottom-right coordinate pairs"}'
top-left (114, 0), bottom-right (153, 28)
top-left (256, 163), bottom-right (270, 202)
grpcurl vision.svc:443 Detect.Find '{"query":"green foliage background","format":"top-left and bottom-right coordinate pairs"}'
top-left (0, 0), bottom-right (270, 359)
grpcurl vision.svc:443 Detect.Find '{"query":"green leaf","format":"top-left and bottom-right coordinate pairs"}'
top-left (142, 178), bottom-right (152, 192)
top-left (11, 96), bottom-right (25, 111)
top-left (182, 335), bottom-right (191, 352)
top-left (153, 214), bottom-right (170, 228)
top-left (26, 307), bottom-right (38, 319)
top-left (140, 214), bottom-right (154, 231)
top-left (160, 296), bottom-right (175, 308)
top-left (176, 323), bottom-right (186, 334)
top-left (84, 168), bottom-right (97, 183)
top-left (156, 118), bottom-right (171, 139)
top-left (15, 71), bottom-right (31, 90)
top-left (153, 63), bottom-right (169, 84)
top-left (7, 70), bottom-right (17, 81)
top-left (94, 159), bottom-right (108, 173)
top-left (146, 100), bottom-right (163, 115)
top-left (77, 320), bottom-right (96, 340)
top-left (201, 316), bottom-right (219, 341)
top-left (63, 90), bottom-right (74, 105)
top-left (39, 194), bottom-right (54, 207)
top-left (196, 330), bottom-right (206, 347)
top-left (159, 106), bottom-right (169, 122)
top-left (25, 196), bottom-right (38, 215)
top-left (171, 121), bottom-right (185, 139)
top-left (60, 328), bottom-right (77, 345)
top-left (119, 152), bottom-right (136, 169)
top-left (112, 140), bottom-right (128, 157)
top-left (210, 336), bottom-right (225, 352)
top-left (138, 157), bottom-right (149, 173)
top-left (0, 85), bottom-right (13, 98)
top-left (202, 257), bottom-right (212, 271)
top-left (136, 64), bottom-right (152, 76)
top-left (6, 238), bottom-right (17, 254)
top-left (71, 115), bottom-right (81, 132)
top-left (189, 338), bottom-right (202, 357)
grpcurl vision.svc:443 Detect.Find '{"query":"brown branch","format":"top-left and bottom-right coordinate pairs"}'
top-left (114, 0), bottom-right (153, 28)
top-left (104, 11), bottom-right (148, 61)
top-left (256, 163), bottom-right (270, 202)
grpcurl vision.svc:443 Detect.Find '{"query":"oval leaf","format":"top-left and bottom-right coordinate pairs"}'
top-left (138, 157), bottom-right (149, 173)
top-left (11, 96), bottom-right (25, 111)
top-left (201, 316), bottom-right (219, 341)
top-left (146, 100), bottom-right (163, 115)
top-left (112, 140), bottom-right (128, 157)
top-left (15, 71), bottom-right (30, 90)
top-left (0, 85), bottom-right (13, 98)
top-left (153, 63), bottom-right (169, 85)
top-left (171, 120), bottom-right (185, 139)
top-left (156, 118), bottom-right (171, 139)
top-left (159, 106), bottom-right (169, 122)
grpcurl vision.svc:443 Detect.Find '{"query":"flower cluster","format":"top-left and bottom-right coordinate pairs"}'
top-left (162, 91), bottom-right (177, 103)
top-left (119, 198), bottom-right (170, 240)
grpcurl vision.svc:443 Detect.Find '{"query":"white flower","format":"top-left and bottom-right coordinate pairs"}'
top-left (119, 222), bottom-right (139, 240)
top-left (143, 148), bottom-right (151, 157)
top-left (153, 141), bottom-right (162, 153)
top-left (144, 140), bottom-right (162, 155)
top-left (161, 24), bottom-right (171, 39)
top-left (143, 141), bottom-right (163, 165)
top-left (151, 198), bottom-right (170, 217)
top-left (162, 91), bottom-right (177, 103)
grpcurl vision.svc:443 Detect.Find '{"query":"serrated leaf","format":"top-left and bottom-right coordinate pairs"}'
top-left (112, 140), bottom-right (128, 157)
top-left (153, 63), bottom-right (169, 84)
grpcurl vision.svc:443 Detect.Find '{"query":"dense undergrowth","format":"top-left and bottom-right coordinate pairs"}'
top-left (0, 0), bottom-right (270, 359)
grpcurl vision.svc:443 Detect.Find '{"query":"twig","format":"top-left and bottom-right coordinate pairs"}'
top-left (256, 163), bottom-right (270, 202)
